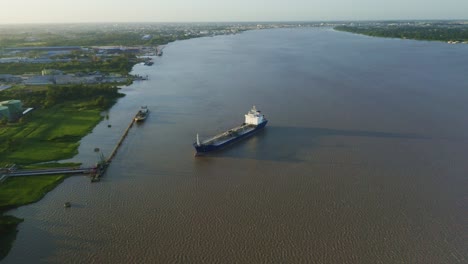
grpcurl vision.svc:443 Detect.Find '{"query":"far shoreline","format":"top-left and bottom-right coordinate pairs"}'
top-left (333, 24), bottom-right (468, 44)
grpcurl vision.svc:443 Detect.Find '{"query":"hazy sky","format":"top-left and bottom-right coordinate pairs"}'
top-left (0, 0), bottom-right (467, 24)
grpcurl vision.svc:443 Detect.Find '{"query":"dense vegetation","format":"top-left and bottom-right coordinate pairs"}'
top-left (0, 84), bottom-right (123, 108)
top-left (0, 31), bottom-right (192, 48)
top-left (0, 54), bottom-right (137, 75)
top-left (335, 25), bottom-right (468, 42)
top-left (0, 23), bottom-right (233, 48)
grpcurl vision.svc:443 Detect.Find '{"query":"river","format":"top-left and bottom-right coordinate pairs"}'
top-left (3, 28), bottom-right (468, 263)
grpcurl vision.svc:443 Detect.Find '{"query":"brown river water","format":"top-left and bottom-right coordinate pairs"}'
top-left (3, 28), bottom-right (468, 263)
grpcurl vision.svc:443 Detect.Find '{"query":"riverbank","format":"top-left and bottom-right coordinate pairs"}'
top-left (0, 102), bottom-right (109, 260)
top-left (0, 86), bottom-right (123, 260)
top-left (0, 215), bottom-right (23, 260)
top-left (0, 174), bottom-right (68, 260)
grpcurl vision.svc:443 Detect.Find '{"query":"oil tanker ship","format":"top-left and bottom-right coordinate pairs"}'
top-left (193, 106), bottom-right (267, 154)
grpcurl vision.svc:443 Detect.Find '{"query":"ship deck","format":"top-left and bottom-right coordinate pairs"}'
top-left (201, 124), bottom-right (257, 146)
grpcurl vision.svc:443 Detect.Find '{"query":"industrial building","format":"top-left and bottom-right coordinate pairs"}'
top-left (0, 100), bottom-right (23, 121)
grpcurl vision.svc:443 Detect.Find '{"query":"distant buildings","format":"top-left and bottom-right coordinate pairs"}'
top-left (41, 69), bottom-right (64, 76)
top-left (54, 74), bottom-right (104, 85)
top-left (0, 74), bottom-right (22, 83)
top-left (4, 46), bottom-right (81, 52)
top-left (0, 72), bottom-right (128, 86)
top-left (23, 75), bottom-right (54, 85)
top-left (92, 46), bottom-right (141, 54)
top-left (0, 57), bottom-right (77, 64)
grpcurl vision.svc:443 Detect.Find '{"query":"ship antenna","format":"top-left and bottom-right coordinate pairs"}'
top-left (196, 133), bottom-right (200, 146)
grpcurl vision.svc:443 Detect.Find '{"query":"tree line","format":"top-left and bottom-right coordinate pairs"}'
top-left (0, 84), bottom-right (124, 109)
top-left (0, 54), bottom-right (136, 75)
top-left (335, 25), bottom-right (468, 42)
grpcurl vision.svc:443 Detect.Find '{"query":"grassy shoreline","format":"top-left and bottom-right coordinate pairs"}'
top-left (0, 175), bottom-right (68, 211)
top-left (0, 86), bottom-right (122, 260)
top-left (0, 101), bottom-right (111, 260)
top-left (0, 174), bottom-right (67, 261)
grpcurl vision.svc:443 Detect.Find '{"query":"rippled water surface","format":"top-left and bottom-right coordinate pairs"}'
top-left (4, 28), bottom-right (468, 263)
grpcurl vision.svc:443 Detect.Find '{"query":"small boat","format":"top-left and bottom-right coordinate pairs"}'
top-left (135, 106), bottom-right (149, 122)
top-left (64, 202), bottom-right (71, 208)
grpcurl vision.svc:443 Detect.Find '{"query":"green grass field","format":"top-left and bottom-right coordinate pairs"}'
top-left (0, 104), bottom-right (103, 165)
top-left (0, 175), bottom-right (66, 210)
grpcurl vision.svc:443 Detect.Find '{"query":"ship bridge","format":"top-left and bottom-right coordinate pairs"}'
top-left (245, 106), bottom-right (265, 125)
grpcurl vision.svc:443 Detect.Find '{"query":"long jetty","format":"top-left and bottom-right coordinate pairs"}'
top-left (90, 112), bottom-right (140, 182)
top-left (106, 115), bottom-right (136, 163)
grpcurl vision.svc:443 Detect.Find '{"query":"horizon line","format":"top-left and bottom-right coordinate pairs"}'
top-left (1, 19), bottom-right (468, 26)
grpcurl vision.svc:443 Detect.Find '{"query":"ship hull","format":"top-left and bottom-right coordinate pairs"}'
top-left (193, 120), bottom-right (267, 154)
top-left (134, 115), bottom-right (147, 122)
top-left (134, 108), bottom-right (149, 122)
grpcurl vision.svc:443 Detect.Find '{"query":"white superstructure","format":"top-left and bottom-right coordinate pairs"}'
top-left (244, 106), bottom-right (265, 125)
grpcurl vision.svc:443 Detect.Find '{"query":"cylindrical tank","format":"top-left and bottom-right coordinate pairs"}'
top-left (0, 106), bottom-right (10, 120)
top-left (1, 100), bottom-right (22, 113)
